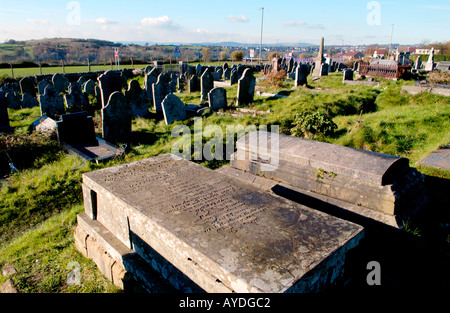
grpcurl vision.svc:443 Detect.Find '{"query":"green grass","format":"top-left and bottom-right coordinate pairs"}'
top-left (0, 64), bottom-right (150, 78)
top-left (0, 71), bottom-right (449, 292)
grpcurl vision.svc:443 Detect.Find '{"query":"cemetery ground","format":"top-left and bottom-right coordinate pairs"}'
top-left (0, 72), bottom-right (449, 293)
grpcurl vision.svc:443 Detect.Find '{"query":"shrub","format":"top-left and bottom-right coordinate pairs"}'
top-left (263, 69), bottom-right (287, 89)
top-left (291, 111), bottom-right (337, 139)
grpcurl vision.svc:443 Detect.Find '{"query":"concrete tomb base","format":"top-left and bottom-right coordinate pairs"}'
top-left (75, 154), bottom-right (364, 293)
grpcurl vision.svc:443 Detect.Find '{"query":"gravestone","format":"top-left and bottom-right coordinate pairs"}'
top-left (77, 76), bottom-right (87, 86)
top-left (177, 74), bottom-right (187, 92)
top-left (0, 90), bottom-right (11, 132)
top-left (200, 70), bottom-right (214, 103)
top-left (229, 131), bottom-right (427, 228)
top-left (223, 68), bottom-right (231, 80)
top-left (65, 82), bottom-right (89, 112)
top-left (413, 56), bottom-right (422, 71)
top-left (125, 80), bottom-right (149, 118)
top-left (425, 48), bottom-right (435, 72)
top-left (216, 68), bottom-right (223, 80)
top-left (144, 67), bottom-right (159, 103)
top-left (98, 71), bottom-right (123, 108)
top-left (343, 69), bottom-right (354, 82)
top-left (208, 87), bottom-right (227, 111)
top-left (102, 91), bottom-right (132, 143)
top-left (21, 92), bottom-right (39, 108)
top-left (52, 73), bottom-right (70, 93)
top-left (5, 92), bottom-right (21, 110)
top-left (19, 76), bottom-right (36, 97)
top-left (161, 93), bottom-right (186, 125)
top-left (31, 115), bottom-right (57, 133)
top-left (196, 63), bottom-right (202, 76)
top-left (312, 37), bottom-right (325, 77)
top-left (188, 75), bottom-right (200, 93)
top-left (295, 64), bottom-right (309, 87)
top-left (287, 58), bottom-right (294, 73)
top-left (230, 69), bottom-right (238, 85)
top-left (37, 80), bottom-right (51, 96)
top-left (144, 65), bottom-right (153, 75)
top-left (223, 62), bottom-right (229, 70)
top-left (75, 154), bottom-right (364, 292)
top-left (39, 85), bottom-right (65, 118)
top-left (152, 72), bottom-right (172, 113)
top-left (236, 68), bottom-right (256, 105)
top-left (353, 61), bottom-right (359, 72)
top-left (320, 63), bottom-right (329, 76)
top-left (84, 79), bottom-right (96, 96)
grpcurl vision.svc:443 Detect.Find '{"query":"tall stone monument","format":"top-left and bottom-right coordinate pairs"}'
top-left (312, 37), bottom-right (325, 77)
top-left (425, 47), bottom-right (435, 72)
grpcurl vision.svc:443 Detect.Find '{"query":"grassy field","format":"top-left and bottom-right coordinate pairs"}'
top-left (0, 72), bottom-right (449, 292)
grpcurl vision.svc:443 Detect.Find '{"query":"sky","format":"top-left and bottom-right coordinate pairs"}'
top-left (0, 0), bottom-right (449, 46)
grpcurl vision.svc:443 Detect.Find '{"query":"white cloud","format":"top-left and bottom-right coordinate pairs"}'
top-left (26, 19), bottom-right (49, 25)
top-left (140, 16), bottom-right (180, 29)
top-left (93, 18), bottom-right (118, 25)
top-left (226, 15), bottom-right (249, 23)
top-left (283, 21), bottom-right (306, 27)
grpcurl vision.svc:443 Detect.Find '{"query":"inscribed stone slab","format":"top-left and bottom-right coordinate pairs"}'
top-left (81, 154), bottom-right (364, 293)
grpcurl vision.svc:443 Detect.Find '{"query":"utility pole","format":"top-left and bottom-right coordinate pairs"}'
top-left (259, 7), bottom-right (264, 65)
top-left (388, 24), bottom-right (394, 59)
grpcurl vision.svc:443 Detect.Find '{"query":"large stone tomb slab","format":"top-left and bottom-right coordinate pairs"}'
top-left (76, 154), bottom-right (364, 293)
top-left (417, 144), bottom-right (450, 171)
top-left (230, 131), bottom-right (427, 228)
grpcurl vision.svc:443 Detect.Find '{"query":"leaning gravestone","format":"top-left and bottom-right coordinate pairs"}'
top-left (98, 70), bottom-right (123, 108)
top-left (0, 90), bottom-right (11, 132)
top-left (125, 80), bottom-right (149, 118)
top-left (200, 70), bottom-right (214, 103)
top-left (65, 82), bottom-right (89, 112)
top-left (39, 85), bottom-right (65, 118)
top-left (19, 76), bottom-right (36, 97)
top-left (236, 68), bottom-right (256, 105)
top-left (21, 92), bottom-right (39, 108)
top-left (75, 154), bottom-right (364, 292)
top-left (152, 72), bottom-right (172, 113)
top-left (102, 91), bottom-right (132, 143)
top-left (161, 93), bottom-right (186, 125)
top-left (52, 73), bottom-right (70, 93)
top-left (208, 87), bottom-right (227, 111)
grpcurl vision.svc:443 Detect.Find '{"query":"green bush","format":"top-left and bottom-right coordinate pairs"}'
top-left (291, 111), bottom-right (337, 139)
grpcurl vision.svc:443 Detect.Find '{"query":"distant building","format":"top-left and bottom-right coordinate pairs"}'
top-left (343, 50), bottom-right (364, 61)
top-left (397, 46), bottom-right (419, 53)
top-left (416, 48), bottom-right (441, 55)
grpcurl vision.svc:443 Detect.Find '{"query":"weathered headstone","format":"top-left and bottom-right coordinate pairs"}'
top-left (39, 85), bottom-right (65, 118)
top-left (414, 56), bottom-right (422, 71)
top-left (343, 69), bottom-right (354, 82)
top-left (236, 68), bottom-right (256, 105)
top-left (65, 82), bottom-right (89, 112)
top-left (295, 64), bottom-right (309, 87)
top-left (98, 71), bottom-right (123, 108)
top-left (5, 92), bottom-right (21, 110)
top-left (188, 75), bottom-right (200, 93)
top-left (0, 90), bottom-right (11, 132)
top-left (208, 87), bottom-right (227, 111)
top-left (152, 72), bottom-right (172, 113)
top-left (230, 69), bottom-right (238, 85)
top-left (125, 80), bottom-right (149, 118)
top-left (320, 63), bottom-right (329, 76)
top-left (75, 154), bottom-right (364, 292)
top-left (425, 47), bottom-right (435, 72)
top-left (37, 80), bottom-right (51, 96)
top-left (31, 115), bottom-right (57, 134)
top-left (196, 63), bottom-right (202, 76)
top-left (161, 93), bottom-right (186, 125)
top-left (19, 76), bottom-right (36, 97)
top-left (84, 79), bottom-right (96, 96)
top-left (102, 91), bottom-right (132, 143)
top-left (77, 76), bottom-right (87, 86)
top-left (200, 70), bottom-right (214, 103)
top-left (144, 67), bottom-right (159, 103)
top-left (21, 92), bottom-right (39, 108)
top-left (52, 73), bottom-right (70, 93)
top-left (223, 68), bottom-right (231, 80)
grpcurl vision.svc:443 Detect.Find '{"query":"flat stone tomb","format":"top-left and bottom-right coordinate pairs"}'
top-left (80, 154), bottom-right (363, 293)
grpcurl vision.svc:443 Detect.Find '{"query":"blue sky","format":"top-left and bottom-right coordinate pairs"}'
top-left (0, 0), bottom-right (449, 45)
